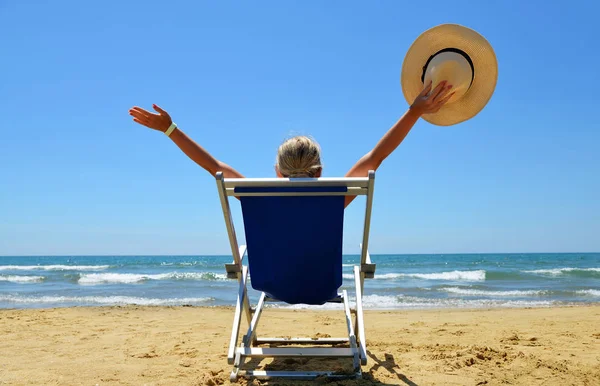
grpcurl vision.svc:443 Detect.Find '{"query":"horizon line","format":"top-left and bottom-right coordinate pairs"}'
top-left (1, 251), bottom-right (598, 258)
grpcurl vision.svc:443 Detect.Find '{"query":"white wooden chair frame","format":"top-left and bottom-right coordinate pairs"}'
top-left (215, 171), bottom-right (376, 381)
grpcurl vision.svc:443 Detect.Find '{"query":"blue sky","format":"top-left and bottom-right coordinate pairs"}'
top-left (1, 0), bottom-right (598, 255)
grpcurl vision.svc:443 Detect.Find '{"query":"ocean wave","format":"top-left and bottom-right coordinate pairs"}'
top-left (275, 294), bottom-right (554, 310)
top-left (576, 289), bottom-right (600, 297)
top-left (160, 262), bottom-right (206, 267)
top-left (78, 272), bottom-right (227, 285)
top-left (391, 296), bottom-right (554, 309)
top-left (0, 265), bottom-right (110, 271)
top-left (441, 287), bottom-right (546, 297)
top-left (0, 275), bottom-right (44, 283)
top-left (343, 270), bottom-right (486, 282)
top-left (273, 294), bottom-right (400, 310)
top-left (523, 268), bottom-right (600, 277)
top-left (404, 270), bottom-right (487, 281)
top-left (0, 295), bottom-right (213, 306)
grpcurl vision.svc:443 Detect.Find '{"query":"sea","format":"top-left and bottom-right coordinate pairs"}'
top-left (0, 253), bottom-right (598, 310)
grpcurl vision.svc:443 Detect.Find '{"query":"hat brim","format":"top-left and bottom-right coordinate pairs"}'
top-left (401, 24), bottom-right (498, 126)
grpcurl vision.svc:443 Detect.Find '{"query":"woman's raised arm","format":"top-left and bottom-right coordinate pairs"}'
top-left (343, 81), bottom-right (454, 207)
top-left (129, 104), bottom-right (244, 178)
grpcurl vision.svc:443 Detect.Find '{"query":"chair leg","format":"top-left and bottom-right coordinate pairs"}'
top-left (243, 292), bottom-right (266, 346)
top-left (342, 290), bottom-right (361, 372)
top-left (353, 266), bottom-right (367, 365)
top-left (228, 266), bottom-right (249, 365)
top-left (230, 351), bottom-right (242, 381)
top-left (353, 308), bottom-right (359, 343)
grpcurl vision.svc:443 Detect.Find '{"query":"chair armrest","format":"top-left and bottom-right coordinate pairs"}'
top-left (361, 263), bottom-right (376, 279)
top-left (359, 244), bottom-right (376, 279)
top-left (225, 264), bottom-right (240, 279)
top-left (225, 245), bottom-right (247, 279)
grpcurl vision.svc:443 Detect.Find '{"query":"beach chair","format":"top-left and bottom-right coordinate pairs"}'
top-left (215, 171), bottom-right (376, 381)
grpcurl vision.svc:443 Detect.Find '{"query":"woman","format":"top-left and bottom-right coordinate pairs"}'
top-left (129, 81), bottom-right (453, 207)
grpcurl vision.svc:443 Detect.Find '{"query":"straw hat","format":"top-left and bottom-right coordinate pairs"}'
top-left (401, 24), bottom-right (498, 126)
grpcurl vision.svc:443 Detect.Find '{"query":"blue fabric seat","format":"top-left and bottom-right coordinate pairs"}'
top-left (235, 186), bottom-right (346, 305)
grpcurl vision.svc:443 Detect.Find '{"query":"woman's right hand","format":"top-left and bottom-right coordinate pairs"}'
top-left (129, 104), bottom-right (173, 133)
top-left (410, 81), bottom-right (454, 116)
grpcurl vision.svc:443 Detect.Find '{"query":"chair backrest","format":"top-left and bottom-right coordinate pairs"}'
top-left (237, 186), bottom-right (346, 305)
top-left (216, 173), bottom-right (375, 305)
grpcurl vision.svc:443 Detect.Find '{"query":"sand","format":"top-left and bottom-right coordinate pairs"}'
top-left (1, 305), bottom-right (599, 385)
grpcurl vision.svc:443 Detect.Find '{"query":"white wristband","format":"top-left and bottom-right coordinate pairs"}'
top-left (165, 123), bottom-right (177, 137)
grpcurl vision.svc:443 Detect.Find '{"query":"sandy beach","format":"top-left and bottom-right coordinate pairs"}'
top-left (1, 305), bottom-right (599, 385)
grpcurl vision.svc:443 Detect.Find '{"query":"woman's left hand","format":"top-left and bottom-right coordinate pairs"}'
top-left (129, 104), bottom-right (173, 133)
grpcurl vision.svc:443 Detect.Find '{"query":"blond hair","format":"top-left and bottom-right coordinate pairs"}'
top-left (276, 135), bottom-right (323, 178)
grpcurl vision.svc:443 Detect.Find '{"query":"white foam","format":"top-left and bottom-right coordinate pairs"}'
top-left (442, 287), bottom-right (545, 297)
top-left (79, 273), bottom-right (154, 284)
top-left (0, 275), bottom-right (44, 283)
top-left (160, 262), bottom-right (201, 266)
top-left (78, 272), bottom-right (227, 285)
top-left (392, 294), bottom-right (554, 309)
top-left (524, 267), bottom-right (600, 276)
top-left (576, 289), bottom-right (600, 297)
top-left (272, 293), bottom-right (553, 310)
top-left (362, 294), bottom-right (405, 308)
top-left (275, 302), bottom-right (344, 310)
top-left (0, 295), bottom-right (213, 306)
top-left (0, 265), bottom-right (109, 271)
top-left (169, 272), bottom-right (227, 280)
top-left (343, 270), bottom-right (486, 282)
top-left (273, 294), bottom-right (401, 310)
top-left (406, 270), bottom-right (486, 281)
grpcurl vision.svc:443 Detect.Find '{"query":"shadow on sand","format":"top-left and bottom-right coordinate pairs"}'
top-left (233, 350), bottom-right (418, 385)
